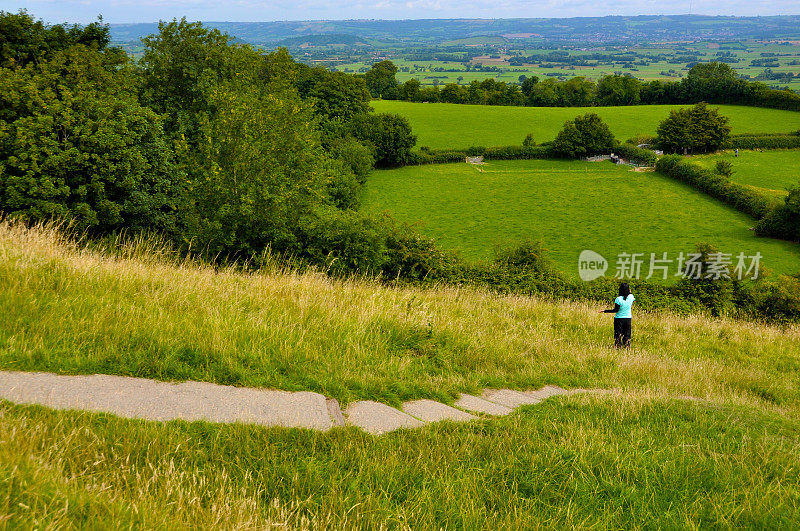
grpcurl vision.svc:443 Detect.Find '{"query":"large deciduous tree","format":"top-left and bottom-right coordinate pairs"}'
top-left (551, 113), bottom-right (616, 158)
top-left (656, 102), bottom-right (731, 154)
top-left (364, 60), bottom-right (399, 99)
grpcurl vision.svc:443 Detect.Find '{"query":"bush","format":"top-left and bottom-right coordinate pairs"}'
top-left (614, 143), bottom-right (658, 166)
top-left (755, 185), bottom-right (800, 242)
top-left (298, 206), bottom-right (388, 275)
top-left (656, 156), bottom-right (780, 219)
top-left (756, 275), bottom-right (800, 322)
top-left (714, 160), bottom-right (734, 178)
top-left (381, 218), bottom-right (460, 281)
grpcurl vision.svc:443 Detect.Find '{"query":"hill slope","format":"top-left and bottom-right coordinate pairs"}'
top-left (1, 221), bottom-right (799, 527)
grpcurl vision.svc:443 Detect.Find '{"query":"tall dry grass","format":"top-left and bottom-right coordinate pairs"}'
top-left (0, 220), bottom-right (798, 413)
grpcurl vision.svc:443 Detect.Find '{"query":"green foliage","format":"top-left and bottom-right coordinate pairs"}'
top-left (715, 160), bottom-right (734, 178)
top-left (724, 134), bottom-right (800, 150)
top-left (673, 242), bottom-right (734, 317)
top-left (0, 44), bottom-right (183, 234)
top-left (755, 186), bottom-right (800, 242)
top-left (352, 113), bottom-right (417, 167)
top-left (364, 59), bottom-right (399, 99)
top-left (551, 113), bottom-right (616, 158)
top-left (656, 102), bottom-right (732, 154)
top-left (0, 10), bottom-right (114, 68)
top-left (614, 143), bottom-right (658, 166)
top-left (325, 135), bottom-right (374, 183)
top-left (493, 240), bottom-right (555, 277)
top-left (296, 65), bottom-right (371, 122)
top-left (298, 205), bottom-right (388, 274)
top-left (522, 133), bottom-right (535, 147)
top-left (381, 218), bottom-right (460, 281)
top-left (655, 156), bottom-right (780, 219)
top-left (596, 75), bottom-right (641, 106)
top-left (186, 80), bottom-right (332, 256)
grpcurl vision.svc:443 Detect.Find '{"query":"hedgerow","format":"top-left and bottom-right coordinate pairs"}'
top-left (655, 155), bottom-right (782, 219)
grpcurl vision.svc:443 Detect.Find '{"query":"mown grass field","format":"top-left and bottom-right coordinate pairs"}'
top-left (371, 100), bottom-right (800, 149)
top-left (691, 149), bottom-right (800, 197)
top-left (361, 159), bottom-right (800, 275)
top-left (1, 222), bottom-right (799, 527)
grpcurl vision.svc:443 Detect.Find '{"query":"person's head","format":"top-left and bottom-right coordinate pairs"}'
top-left (618, 283), bottom-right (630, 298)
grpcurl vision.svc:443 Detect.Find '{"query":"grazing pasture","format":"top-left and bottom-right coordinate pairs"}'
top-left (690, 149), bottom-right (800, 197)
top-left (371, 100), bottom-right (800, 150)
top-left (361, 159), bottom-right (800, 275)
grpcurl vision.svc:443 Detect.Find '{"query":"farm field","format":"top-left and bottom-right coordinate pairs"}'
top-left (361, 159), bottom-right (800, 276)
top-left (691, 149), bottom-right (800, 196)
top-left (371, 100), bottom-right (800, 150)
top-left (2, 221), bottom-right (799, 527)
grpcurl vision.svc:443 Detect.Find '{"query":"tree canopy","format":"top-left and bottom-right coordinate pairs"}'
top-left (656, 102), bottom-right (731, 154)
top-left (551, 113), bottom-right (616, 158)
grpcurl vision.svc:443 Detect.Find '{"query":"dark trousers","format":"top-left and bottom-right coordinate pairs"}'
top-left (613, 318), bottom-right (632, 348)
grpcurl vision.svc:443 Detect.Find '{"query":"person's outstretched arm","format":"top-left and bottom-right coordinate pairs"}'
top-left (601, 303), bottom-right (621, 314)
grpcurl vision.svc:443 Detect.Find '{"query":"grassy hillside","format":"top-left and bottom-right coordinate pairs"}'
top-left (691, 149), bottom-right (800, 197)
top-left (361, 159), bottom-right (800, 274)
top-left (371, 100), bottom-right (800, 150)
top-left (1, 222), bottom-right (799, 527)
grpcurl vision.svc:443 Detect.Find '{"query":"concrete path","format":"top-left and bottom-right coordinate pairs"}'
top-left (0, 371), bottom-right (592, 435)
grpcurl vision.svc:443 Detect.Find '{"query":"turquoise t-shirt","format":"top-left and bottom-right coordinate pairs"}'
top-left (614, 294), bottom-right (635, 318)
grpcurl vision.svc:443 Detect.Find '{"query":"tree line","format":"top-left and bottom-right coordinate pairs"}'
top-left (364, 59), bottom-right (800, 111)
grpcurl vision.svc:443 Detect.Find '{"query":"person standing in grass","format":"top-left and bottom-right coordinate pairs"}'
top-left (600, 283), bottom-right (635, 348)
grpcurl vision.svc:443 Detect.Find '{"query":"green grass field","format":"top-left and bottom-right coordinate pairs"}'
top-left (361, 159), bottom-right (800, 275)
top-left (371, 100), bottom-right (800, 150)
top-left (1, 222), bottom-right (799, 527)
top-left (690, 149), bottom-right (800, 196)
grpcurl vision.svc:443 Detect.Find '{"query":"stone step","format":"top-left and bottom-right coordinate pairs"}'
top-left (344, 400), bottom-right (425, 435)
top-left (402, 399), bottom-right (476, 423)
top-left (454, 394), bottom-right (513, 416)
top-left (0, 371), bottom-right (334, 430)
top-left (481, 389), bottom-right (543, 409)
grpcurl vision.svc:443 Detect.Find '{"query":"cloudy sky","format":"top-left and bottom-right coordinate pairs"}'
top-left (7, 0), bottom-right (800, 24)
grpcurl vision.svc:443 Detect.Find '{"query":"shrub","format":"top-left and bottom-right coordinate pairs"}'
top-left (614, 143), bottom-right (658, 166)
top-left (381, 218), bottom-right (460, 281)
top-left (522, 133), bottom-right (536, 147)
top-left (755, 185), bottom-right (800, 242)
top-left (298, 206), bottom-right (388, 275)
top-left (714, 160), bottom-right (734, 178)
top-left (756, 275), bottom-right (800, 322)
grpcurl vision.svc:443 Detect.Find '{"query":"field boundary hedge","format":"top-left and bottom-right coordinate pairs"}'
top-left (411, 145), bottom-right (553, 165)
top-left (722, 133), bottom-right (800, 150)
top-left (655, 155), bottom-right (782, 219)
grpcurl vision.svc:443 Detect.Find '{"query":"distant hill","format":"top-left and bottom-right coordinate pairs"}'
top-left (110, 15), bottom-right (800, 46)
top-left (276, 33), bottom-right (362, 46)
